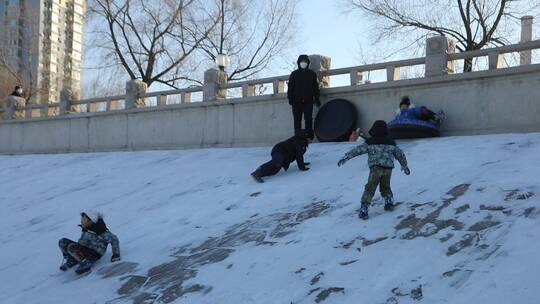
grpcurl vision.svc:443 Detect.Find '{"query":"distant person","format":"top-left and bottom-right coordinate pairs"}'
top-left (397, 96), bottom-right (443, 126)
top-left (338, 120), bottom-right (410, 220)
top-left (287, 55), bottom-right (321, 140)
top-left (6, 85), bottom-right (26, 119)
top-left (9, 85), bottom-right (23, 98)
top-left (251, 130), bottom-right (310, 183)
top-left (58, 212), bottom-right (121, 275)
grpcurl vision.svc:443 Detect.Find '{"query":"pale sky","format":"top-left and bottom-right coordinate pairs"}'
top-left (292, 0), bottom-right (368, 71)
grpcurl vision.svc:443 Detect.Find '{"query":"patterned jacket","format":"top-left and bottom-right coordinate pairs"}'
top-left (78, 219), bottom-right (120, 257)
top-left (343, 138), bottom-right (408, 169)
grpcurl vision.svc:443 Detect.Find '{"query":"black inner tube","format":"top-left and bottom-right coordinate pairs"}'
top-left (389, 124), bottom-right (440, 139)
top-left (314, 98), bottom-right (358, 142)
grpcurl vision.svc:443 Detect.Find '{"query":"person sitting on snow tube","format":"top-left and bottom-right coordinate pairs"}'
top-left (394, 96), bottom-right (442, 126)
top-left (388, 96), bottom-right (444, 139)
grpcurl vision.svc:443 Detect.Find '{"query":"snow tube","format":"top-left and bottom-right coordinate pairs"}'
top-left (388, 117), bottom-right (440, 139)
top-left (314, 98), bottom-right (358, 142)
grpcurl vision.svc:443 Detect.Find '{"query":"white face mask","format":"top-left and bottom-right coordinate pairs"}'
top-left (300, 62), bottom-right (308, 69)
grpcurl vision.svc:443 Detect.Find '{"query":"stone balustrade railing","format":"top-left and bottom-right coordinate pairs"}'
top-left (2, 37), bottom-right (540, 121)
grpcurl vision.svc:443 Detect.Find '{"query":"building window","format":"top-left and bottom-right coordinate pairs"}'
top-left (8, 48), bottom-right (18, 56)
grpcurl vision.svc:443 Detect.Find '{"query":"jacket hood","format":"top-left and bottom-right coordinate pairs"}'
top-left (369, 120), bottom-right (389, 137)
top-left (81, 212), bottom-right (108, 235)
top-left (88, 218), bottom-right (108, 235)
top-left (297, 54), bottom-right (310, 69)
top-left (294, 136), bottom-right (309, 148)
top-left (294, 129), bottom-right (310, 146)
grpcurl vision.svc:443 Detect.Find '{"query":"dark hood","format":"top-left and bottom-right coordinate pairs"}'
top-left (294, 129), bottom-right (310, 147)
top-left (80, 217), bottom-right (108, 235)
top-left (366, 120), bottom-right (396, 146)
top-left (296, 136), bottom-right (308, 148)
top-left (297, 54), bottom-right (310, 69)
top-left (369, 120), bottom-right (388, 137)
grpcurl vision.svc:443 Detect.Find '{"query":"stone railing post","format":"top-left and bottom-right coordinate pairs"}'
top-left (488, 52), bottom-right (504, 70)
top-left (125, 80), bottom-right (148, 109)
top-left (386, 65), bottom-right (400, 81)
top-left (309, 54), bottom-right (332, 88)
top-left (4, 96), bottom-right (26, 120)
top-left (425, 36), bottom-right (456, 77)
top-left (272, 79), bottom-right (285, 95)
top-left (203, 68), bottom-right (228, 102)
top-left (4, 97), bottom-right (14, 120)
top-left (157, 94), bottom-right (167, 106)
top-left (181, 92), bottom-right (192, 104)
top-left (60, 88), bottom-right (79, 114)
top-left (242, 83), bottom-right (255, 98)
top-left (350, 69), bottom-right (363, 85)
top-left (520, 16), bottom-right (534, 65)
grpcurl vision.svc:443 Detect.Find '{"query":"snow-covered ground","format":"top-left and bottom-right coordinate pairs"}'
top-left (1, 133), bottom-right (539, 304)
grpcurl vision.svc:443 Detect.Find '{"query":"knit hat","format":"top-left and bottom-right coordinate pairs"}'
top-left (399, 96), bottom-right (411, 107)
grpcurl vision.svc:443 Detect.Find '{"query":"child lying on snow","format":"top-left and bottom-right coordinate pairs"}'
top-left (58, 212), bottom-right (121, 274)
top-left (338, 120), bottom-right (410, 220)
top-left (251, 130), bottom-right (310, 183)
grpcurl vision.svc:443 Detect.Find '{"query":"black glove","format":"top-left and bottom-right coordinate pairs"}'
top-left (288, 99), bottom-right (293, 106)
top-left (402, 167), bottom-right (411, 175)
top-left (299, 167), bottom-right (310, 171)
top-left (315, 99), bottom-right (321, 108)
top-left (337, 158), bottom-right (348, 167)
top-left (111, 254), bottom-right (121, 262)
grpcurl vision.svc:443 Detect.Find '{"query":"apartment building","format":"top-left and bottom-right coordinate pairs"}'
top-left (0, 0), bottom-right (85, 103)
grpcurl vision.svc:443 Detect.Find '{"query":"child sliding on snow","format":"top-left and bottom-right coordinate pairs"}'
top-left (338, 120), bottom-right (410, 220)
top-left (58, 212), bottom-right (121, 274)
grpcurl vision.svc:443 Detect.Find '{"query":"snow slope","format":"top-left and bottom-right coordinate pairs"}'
top-left (1, 133), bottom-right (539, 304)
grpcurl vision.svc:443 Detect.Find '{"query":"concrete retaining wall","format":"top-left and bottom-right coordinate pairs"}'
top-left (333, 64), bottom-right (540, 136)
top-left (1, 65), bottom-right (540, 154)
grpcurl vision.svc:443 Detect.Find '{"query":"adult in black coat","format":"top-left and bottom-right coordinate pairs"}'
top-left (287, 55), bottom-right (321, 140)
top-left (251, 131), bottom-right (310, 183)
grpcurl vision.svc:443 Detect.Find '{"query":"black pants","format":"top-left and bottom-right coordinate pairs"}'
top-left (292, 102), bottom-right (314, 134)
top-left (258, 152), bottom-right (286, 177)
top-left (420, 107), bottom-right (437, 120)
top-left (59, 238), bottom-right (101, 262)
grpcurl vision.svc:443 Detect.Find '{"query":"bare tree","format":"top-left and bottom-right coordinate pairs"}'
top-left (83, 65), bottom-right (126, 98)
top-left (89, 0), bottom-right (220, 89)
top-left (0, 68), bottom-right (16, 104)
top-left (0, 5), bottom-right (43, 102)
top-left (344, 0), bottom-right (540, 71)
top-left (198, 0), bottom-right (297, 81)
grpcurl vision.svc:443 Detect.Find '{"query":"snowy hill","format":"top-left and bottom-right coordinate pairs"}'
top-left (1, 133), bottom-right (539, 304)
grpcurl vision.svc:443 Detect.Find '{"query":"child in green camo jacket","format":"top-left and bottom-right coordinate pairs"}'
top-left (338, 120), bottom-right (410, 220)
